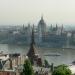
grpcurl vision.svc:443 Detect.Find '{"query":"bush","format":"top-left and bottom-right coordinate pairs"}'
top-left (21, 59), bottom-right (34, 75)
top-left (52, 64), bottom-right (72, 75)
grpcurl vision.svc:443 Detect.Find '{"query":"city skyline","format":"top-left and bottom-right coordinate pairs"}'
top-left (0, 0), bottom-right (75, 25)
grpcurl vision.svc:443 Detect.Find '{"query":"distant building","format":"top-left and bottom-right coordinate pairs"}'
top-left (56, 25), bottom-right (64, 35)
top-left (38, 16), bottom-right (46, 43)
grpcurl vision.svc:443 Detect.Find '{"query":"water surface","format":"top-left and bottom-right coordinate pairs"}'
top-left (0, 44), bottom-right (75, 66)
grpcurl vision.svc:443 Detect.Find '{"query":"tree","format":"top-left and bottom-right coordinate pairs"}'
top-left (52, 64), bottom-right (72, 75)
top-left (21, 59), bottom-right (34, 75)
top-left (44, 59), bottom-right (50, 68)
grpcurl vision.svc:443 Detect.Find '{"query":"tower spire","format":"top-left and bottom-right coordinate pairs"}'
top-left (41, 14), bottom-right (43, 20)
top-left (31, 24), bottom-right (35, 45)
top-left (27, 25), bottom-right (42, 66)
top-left (27, 24), bottom-right (36, 64)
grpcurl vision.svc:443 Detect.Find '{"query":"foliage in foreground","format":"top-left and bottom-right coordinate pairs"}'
top-left (52, 64), bottom-right (72, 75)
top-left (21, 59), bottom-right (34, 75)
top-left (44, 59), bottom-right (50, 68)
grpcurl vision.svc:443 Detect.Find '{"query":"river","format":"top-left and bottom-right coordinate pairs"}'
top-left (0, 44), bottom-right (75, 66)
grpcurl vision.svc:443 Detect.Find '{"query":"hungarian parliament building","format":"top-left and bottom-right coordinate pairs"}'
top-left (19, 16), bottom-right (74, 48)
top-left (0, 16), bottom-right (75, 48)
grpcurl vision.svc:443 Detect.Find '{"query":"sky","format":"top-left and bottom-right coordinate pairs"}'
top-left (0, 0), bottom-right (75, 25)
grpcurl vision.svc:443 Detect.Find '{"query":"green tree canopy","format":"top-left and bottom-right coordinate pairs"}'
top-left (44, 59), bottom-right (50, 68)
top-left (21, 59), bottom-right (34, 75)
top-left (52, 64), bottom-right (72, 75)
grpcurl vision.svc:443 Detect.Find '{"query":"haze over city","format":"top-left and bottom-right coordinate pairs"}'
top-left (0, 0), bottom-right (75, 25)
top-left (0, 0), bottom-right (75, 75)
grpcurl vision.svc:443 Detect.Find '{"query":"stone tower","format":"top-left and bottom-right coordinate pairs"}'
top-left (27, 25), bottom-right (38, 65)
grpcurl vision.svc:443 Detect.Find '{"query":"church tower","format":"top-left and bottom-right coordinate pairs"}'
top-left (27, 25), bottom-right (42, 66)
top-left (27, 25), bottom-right (38, 65)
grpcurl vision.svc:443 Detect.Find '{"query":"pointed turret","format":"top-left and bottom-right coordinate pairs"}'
top-left (61, 24), bottom-right (64, 35)
top-left (50, 24), bottom-right (53, 31)
top-left (27, 25), bottom-right (37, 64)
top-left (27, 25), bottom-right (42, 66)
top-left (31, 25), bottom-right (35, 45)
top-left (56, 24), bottom-right (58, 30)
top-left (41, 15), bottom-right (44, 21)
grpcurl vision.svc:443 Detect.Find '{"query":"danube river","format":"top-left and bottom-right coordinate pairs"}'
top-left (0, 44), bottom-right (75, 66)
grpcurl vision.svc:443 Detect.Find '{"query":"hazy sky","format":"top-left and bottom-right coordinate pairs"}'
top-left (0, 0), bottom-right (75, 25)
